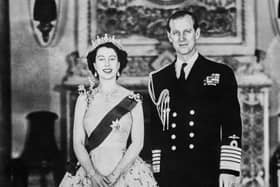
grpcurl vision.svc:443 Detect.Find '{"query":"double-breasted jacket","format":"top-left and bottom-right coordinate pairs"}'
top-left (148, 54), bottom-right (242, 187)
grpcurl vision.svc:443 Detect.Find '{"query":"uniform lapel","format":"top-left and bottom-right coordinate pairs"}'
top-left (164, 61), bottom-right (178, 89)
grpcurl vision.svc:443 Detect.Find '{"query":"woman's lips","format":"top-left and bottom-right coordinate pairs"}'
top-left (103, 68), bottom-right (113, 73)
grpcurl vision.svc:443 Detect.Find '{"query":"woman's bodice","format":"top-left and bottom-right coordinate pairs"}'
top-left (83, 92), bottom-right (133, 175)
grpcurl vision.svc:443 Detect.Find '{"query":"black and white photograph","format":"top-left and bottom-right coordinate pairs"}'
top-left (2, 0), bottom-right (280, 186)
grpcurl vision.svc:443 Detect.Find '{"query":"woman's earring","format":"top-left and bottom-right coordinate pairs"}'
top-left (94, 72), bottom-right (98, 78)
top-left (117, 72), bottom-right (120, 78)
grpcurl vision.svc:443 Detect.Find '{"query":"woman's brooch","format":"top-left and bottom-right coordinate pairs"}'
top-left (110, 119), bottom-right (120, 130)
top-left (128, 93), bottom-right (142, 102)
top-left (77, 84), bottom-right (98, 105)
top-left (78, 85), bottom-right (86, 95)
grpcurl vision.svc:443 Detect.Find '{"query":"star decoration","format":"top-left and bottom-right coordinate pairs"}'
top-left (110, 119), bottom-right (120, 130)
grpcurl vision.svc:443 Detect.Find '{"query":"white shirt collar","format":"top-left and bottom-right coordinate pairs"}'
top-left (175, 52), bottom-right (199, 79)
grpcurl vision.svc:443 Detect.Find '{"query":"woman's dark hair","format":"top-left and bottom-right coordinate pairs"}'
top-left (166, 10), bottom-right (199, 32)
top-left (86, 42), bottom-right (128, 78)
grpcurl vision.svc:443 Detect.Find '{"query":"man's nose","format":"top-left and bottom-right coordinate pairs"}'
top-left (179, 33), bottom-right (186, 42)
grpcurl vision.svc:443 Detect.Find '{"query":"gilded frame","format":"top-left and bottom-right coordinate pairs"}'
top-left (86, 0), bottom-right (255, 56)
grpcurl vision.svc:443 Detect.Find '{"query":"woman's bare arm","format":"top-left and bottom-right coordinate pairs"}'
top-left (72, 94), bottom-right (97, 175)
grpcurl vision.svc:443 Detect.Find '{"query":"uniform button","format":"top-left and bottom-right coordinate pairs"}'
top-left (189, 144), bottom-right (194, 149)
top-left (189, 121), bottom-right (194, 126)
top-left (171, 145), bottom-right (176, 151)
top-left (189, 132), bottom-right (195, 138)
top-left (172, 112), bottom-right (177, 117)
top-left (189, 110), bottom-right (195, 115)
top-left (171, 134), bottom-right (176, 139)
top-left (171, 123), bottom-right (176, 128)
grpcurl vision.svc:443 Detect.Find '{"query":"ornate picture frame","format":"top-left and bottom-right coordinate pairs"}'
top-left (86, 0), bottom-right (255, 56)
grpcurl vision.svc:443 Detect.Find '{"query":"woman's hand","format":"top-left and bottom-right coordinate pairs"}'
top-left (103, 171), bottom-right (121, 186)
top-left (89, 172), bottom-right (108, 187)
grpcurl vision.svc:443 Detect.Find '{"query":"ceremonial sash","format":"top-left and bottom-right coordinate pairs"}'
top-left (84, 95), bottom-right (139, 153)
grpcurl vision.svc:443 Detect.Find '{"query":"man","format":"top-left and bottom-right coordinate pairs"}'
top-left (148, 10), bottom-right (242, 187)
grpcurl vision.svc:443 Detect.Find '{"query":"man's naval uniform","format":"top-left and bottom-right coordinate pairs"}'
top-left (148, 53), bottom-right (242, 187)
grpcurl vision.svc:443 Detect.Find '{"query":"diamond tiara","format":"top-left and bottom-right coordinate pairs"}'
top-left (86, 33), bottom-right (123, 55)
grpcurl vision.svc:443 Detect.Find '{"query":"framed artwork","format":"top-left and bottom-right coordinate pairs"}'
top-left (85, 0), bottom-right (255, 56)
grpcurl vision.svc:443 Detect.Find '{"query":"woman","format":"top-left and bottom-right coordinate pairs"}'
top-left (60, 34), bottom-right (157, 187)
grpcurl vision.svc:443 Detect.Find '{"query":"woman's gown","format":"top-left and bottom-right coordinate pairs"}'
top-left (82, 92), bottom-right (158, 187)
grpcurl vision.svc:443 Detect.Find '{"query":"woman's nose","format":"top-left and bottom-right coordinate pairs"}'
top-left (104, 59), bottom-right (110, 66)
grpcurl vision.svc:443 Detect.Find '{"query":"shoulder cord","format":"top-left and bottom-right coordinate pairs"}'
top-left (148, 79), bottom-right (170, 131)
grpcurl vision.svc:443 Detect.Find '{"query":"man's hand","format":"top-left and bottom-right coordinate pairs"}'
top-left (219, 173), bottom-right (237, 187)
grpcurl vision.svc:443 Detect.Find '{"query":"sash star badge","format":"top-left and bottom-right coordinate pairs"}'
top-left (111, 119), bottom-right (120, 130)
top-left (203, 73), bottom-right (220, 86)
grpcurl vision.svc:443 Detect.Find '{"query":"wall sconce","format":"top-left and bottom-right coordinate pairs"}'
top-left (28, 0), bottom-right (61, 47)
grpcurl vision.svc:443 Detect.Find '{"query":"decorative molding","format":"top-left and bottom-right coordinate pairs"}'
top-left (62, 50), bottom-right (272, 89)
top-left (146, 0), bottom-right (185, 6)
top-left (269, 0), bottom-right (280, 39)
top-left (239, 87), bottom-right (270, 187)
top-left (62, 51), bottom-right (90, 85)
top-left (122, 56), bottom-right (156, 77)
top-left (207, 55), bottom-right (272, 87)
top-left (76, 0), bottom-right (89, 55)
top-left (62, 52), bottom-right (156, 84)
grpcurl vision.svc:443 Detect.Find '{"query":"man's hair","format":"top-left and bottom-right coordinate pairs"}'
top-left (166, 10), bottom-right (199, 32)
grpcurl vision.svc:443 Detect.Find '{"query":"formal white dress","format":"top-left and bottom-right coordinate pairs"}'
top-left (59, 90), bottom-right (158, 187)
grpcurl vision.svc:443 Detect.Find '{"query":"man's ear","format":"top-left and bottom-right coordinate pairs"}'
top-left (167, 31), bottom-right (172, 42)
top-left (195, 28), bottom-right (200, 40)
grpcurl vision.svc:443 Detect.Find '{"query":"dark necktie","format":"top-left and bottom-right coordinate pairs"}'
top-left (179, 63), bottom-right (187, 80)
